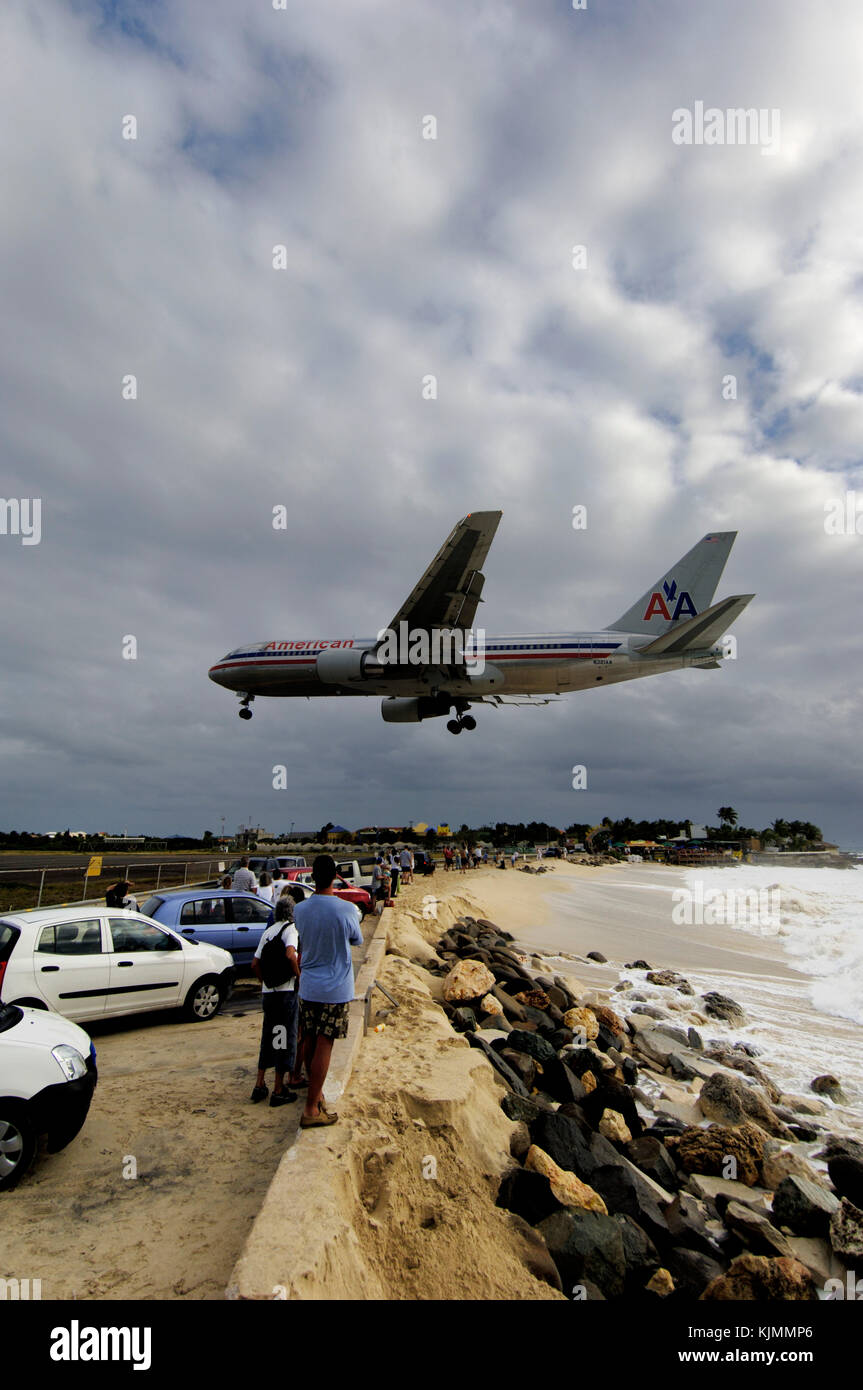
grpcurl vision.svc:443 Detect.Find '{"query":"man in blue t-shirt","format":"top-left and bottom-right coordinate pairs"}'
top-left (293, 854), bottom-right (364, 1128)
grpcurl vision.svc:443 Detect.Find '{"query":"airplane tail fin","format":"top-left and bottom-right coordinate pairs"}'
top-left (638, 593), bottom-right (755, 655)
top-left (607, 532), bottom-right (737, 636)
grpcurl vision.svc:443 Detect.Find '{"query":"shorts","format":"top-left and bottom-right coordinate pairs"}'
top-left (299, 998), bottom-right (350, 1041)
top-left (258, 990), bottom-right (298, 1072)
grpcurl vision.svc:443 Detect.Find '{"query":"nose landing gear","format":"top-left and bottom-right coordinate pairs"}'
top-left (238, 694), bottom-right (255, 720)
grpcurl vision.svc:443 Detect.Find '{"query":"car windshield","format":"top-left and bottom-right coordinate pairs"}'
top-left (140, 896), bottom-right (164, 918)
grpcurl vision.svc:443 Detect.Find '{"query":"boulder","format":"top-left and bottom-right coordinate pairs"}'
top-left (586, 950), bottom-right (608, 963)
top-left (700, 991), bottom-right (747, 1026)
top-left (664, 1121), bottom-right (766, 1187)
top-left (496, 1167), bottom-right (563, 1226)
top-left (703, 1047), bottom-right (782, 1103)
top-left (465, 1033), bottom-right (530, 1097)
top-left (828, 1198), bottom-right (863, 1262)
top-left (501, 1092), bottom-right (547, 1126)
top-left (598, 1108), bottom-right (632, 1144)
top-left (503, 1212), bottom-right (564, 1292)
top-left (525, 1145), bottom-right (608, 1214)
top-left (666, 1246), bottom-right (726, 1298)
top-left (509, 1122), bottom-right (532, 1163)
top-left (530, 1108), bottom-right (601, 1181)
top-left (826, 1155), bottom-right (863, 1209)
top-left (761, 1147), bottom-right (818, 1190)
top-left (771, 1175), bottom-right (840, 1236)
top-left (443, 958), bottom-right (496, 1002)
top-left (499, 1049), bottom-right (537, 1089)
top-left (688, 1027), bottom-right (704, 1051)
top-left (645, 1268), bottom-right (675, 1296)
top-left (590, 1004), bottom-right (627, 1036)
top-left (698, 1072), bottom-right (792, 1138)
top-left (450, 1006), bottom-right (477, 1033)
top-left (563, 1006), bottom-right (599, 1041)
top-left (479, 992), bottom-right (504, 1017)
top-left (537, 1209), bottom-right (626, 1299)
top-left (491, 986), bottom-right (528, 1022)
top-left (579, 1077), bottom-right (644, 1139)
top-left (811, 1073), bottom-right (846, 1102)
top-left (646, 969), bottom-right (691, 988)
top-left (625, 1135), bottom-right (680, 1192)
top-left (614, 1212), bottom-right (661, 1289)
top-left (724, 1202), bottom-right (795, 1258)
top-left (663, 1192), bottom-right (723, 1257)
top-left (548, 1027), bottom-right (575, 1051)
top-left (502, 1028), bottom-right (557, 1065)
top-left (513, 987), bottom-right (552, 1011)
top-left (625, 959), bottom-right (652, 970)
top-left (536, 1057), bottom-right (587, 1107)
top-left (686, 1174), bottom-right (773, 1210)
top-left (699, 1254), bottom-right (817, 1301)
top-left (630, 1004), bottom-right (670, 1021)
top-left (778, 1094), bottom-right (826, 1117)
top-left (589, 1161), bottom-right (670, 1249)
top-left (817, 1135), bottom-right (863, 1165)
top-left (784, 1234), bottom-right (847, 1286)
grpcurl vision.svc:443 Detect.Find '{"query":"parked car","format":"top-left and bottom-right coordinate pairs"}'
top-left (0, 1001), bottom-right (97, 1189)
top-left (412, 850), bottom-right (436, 875)
top-left (0, 907), bottom-right (234, 1026)
top-left (285, 871), bottom-right (372, 915)
top-left (332, 859), bottom-right (373, 889)
top-left (139, 887), bottom-right (312, 968)
top-left (229, 855), bottom-right (307, 877)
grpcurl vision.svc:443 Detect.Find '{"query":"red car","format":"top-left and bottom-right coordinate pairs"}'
top-left (285, 870), bottom-right (373, 917)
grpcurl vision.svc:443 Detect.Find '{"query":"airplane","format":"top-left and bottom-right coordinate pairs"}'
top-left (208, 512), bottom-right (754, 734)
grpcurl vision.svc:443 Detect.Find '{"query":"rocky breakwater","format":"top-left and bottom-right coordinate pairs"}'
top-left (424, 915), bottom-right (863, 1301)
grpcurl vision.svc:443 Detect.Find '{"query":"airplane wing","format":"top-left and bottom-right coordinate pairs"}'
top-left (637, 593), bottom-right (755, 655)
top-left (387, 511), bottom-right (502, 633)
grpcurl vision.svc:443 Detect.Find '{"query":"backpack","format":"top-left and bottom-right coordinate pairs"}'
top-left (259, 924), bottom-right (294, 989)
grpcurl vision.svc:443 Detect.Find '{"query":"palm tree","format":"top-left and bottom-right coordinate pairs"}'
top-left (717, 807), bottom-right (738, 827)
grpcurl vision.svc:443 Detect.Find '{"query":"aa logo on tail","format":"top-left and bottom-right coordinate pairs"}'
top-left (643, 579), bottom-right (698, 622)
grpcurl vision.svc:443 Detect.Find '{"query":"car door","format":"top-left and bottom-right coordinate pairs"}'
top-left (176, 897), bottom-right (232, 955)
top-left (33, 918), bottom-right (109, 1022)
top-left (105, 916), bottom-right (186, 1017)
top-left (226, 894), bottom-right (272, 965)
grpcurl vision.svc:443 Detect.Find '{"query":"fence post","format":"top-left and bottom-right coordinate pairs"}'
top-left (82, 867), bottom-right (89, 903)
top-left (183, 860), bottom-right (188, 885)
top-left (156, 864), bottom-right (162, 889)
top-left (36, 869), bottom-right (46, 908)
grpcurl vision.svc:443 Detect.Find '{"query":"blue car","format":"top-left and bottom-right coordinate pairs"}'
top-left (139, 888), bottom-right (309, 970)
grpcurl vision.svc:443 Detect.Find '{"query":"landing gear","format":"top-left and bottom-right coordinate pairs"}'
top-left (461, 715), bottom-right (476, 731)
top-left (447, 719), bottom-right (463, 735)
top-left (239, 708), bottom-right (253, 721)
top-left (238, 694), bottom-right (255, 721)
top-left (446, 707), bottom-right (477, 735)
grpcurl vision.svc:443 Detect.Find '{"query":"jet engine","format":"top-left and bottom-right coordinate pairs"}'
top-left (316, 646), bottom-right (384, 685)
top-left (381, 695), bottom-right (452, 723)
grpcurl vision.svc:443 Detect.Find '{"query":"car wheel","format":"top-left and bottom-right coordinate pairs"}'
top-left (0, 1105), bottom-right (36, 1191)
top-left (183, 975), bottom-right (223, 1022)
top-left (9, 997), bottom-right (48, 1011)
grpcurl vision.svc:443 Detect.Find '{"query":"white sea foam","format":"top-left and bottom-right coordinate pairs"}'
top-left (683, 864), bottom-right (863, 1027)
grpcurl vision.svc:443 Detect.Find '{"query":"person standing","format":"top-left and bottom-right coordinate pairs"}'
top-left (400, 846), bottom-right (413, 884)
top-left (250, 896), bottom-right (300, 1107)
top-left (232, 856), bottom-right (257, 893)
top-left (389, 851), bottom-right (401, 897)
top-left (257, 870), bottom-right (274, 904)
top-left (294, 855), bottom-right (363, 1128)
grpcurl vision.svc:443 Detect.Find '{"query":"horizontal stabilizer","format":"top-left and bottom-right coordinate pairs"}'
top-left (638, 593), bottom-right (755, 655)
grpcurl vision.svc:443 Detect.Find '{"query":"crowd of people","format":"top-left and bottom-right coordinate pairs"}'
top-left (442, 844), bottom-right (488, 872)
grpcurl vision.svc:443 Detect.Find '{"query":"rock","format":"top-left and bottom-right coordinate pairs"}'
top-left (668, 1053), bottom-right (698, 1082)
top-left (503, 1212), bottom-right (564, 1292)
top-left (530, 1108), bottom-right (601, 1182)
top-left (491, 985), bottom-right (528, 1022)
top-left (443, 958), bottom-right (496, 1003)
top-left (811, 1073), bottom-right (846, 1102)
top-left (665, 1121), bottom-right (766, 1187)
top-left (563, 1007), bottom-right (599, 1041)
top-left (509, 1122), bottom-right (532, 1162)
top-left (666, 1246), bottom-right (726, 1298)
top-left (698, 1072), bottom-right (792, 1138)
top-left (614, 1213), bottom-right (661, 1288)
top-left (632, 1024), bottom-right (693, 1066)
top-left (771, 1175), bottom-right (840, 1236)
top-left (621, 1057), bottom-right (639, 1086)
top-left (700, 991), bottom-right (747, 1026)
top-left (590, 1004), bottom-right (627, 1036)
top-left (598, 1108), bottom-right (632, 1144)
top-left (536, 1057), bottom-right (587, 1107)
top-left (502, 1028), bottom-right (556, 1065)
top-left (513, 988), bottom-right (552, 1011)
top-left (581, 1071), bottom-right (597, 1094)
top-left (703, 1047), bottom-right (782, 1103)
top-left (645, 1268), bottom-right (675, 1296)
top-left (561, 1045), bottom-right (601, 1078)
top-left (700, 1254), bottom-right (817, 1301)
top-left (496, 1166), bottom-right (562, 1225)
top-left (525, 1145), bottom-right (608, 1214)
top-left (686, 1174), bottom-right (773, 1210)
top-left (664, 1191), bottom-right (723, 1256)
top-left (478, 1017), bottom-right (512, 1036)
top-left (479, 992), bottom-right (504, 1017)
top-left (827, 1155), bottom-right (863, 1208)
top-left (589, 1162), bottom-right (670, 1249)
top-left (466, 1033), bottom-right (530, 1097)
top-left (537, 1209), bottom-right (626, 1299)
top-left (501, 1092), bottom-right (546, 1125)
top-left (586, 951), bottom-right (608, 963)
top-left (500, 1049), bottom-right (537, 1089)
top-left (548, 1028), bottom-right (574, 1051)
top-left (688, 1027), bottom-right (704, 1051)
top-left (646, 969), bottom-right (690, 988)
top-left (784, 1234), bottom-right (847, 1285)
top-left (761, 1148), bottom-right (819, 1190)
top-left (724, 1202), bottom-right (795, 1258)
top-left (828, 1198), bottom-right (863, 1261)
top-left (450, 1006), bottom-right (477, 1033)
top-left (625, 1135), bottom-right (681, 1191)
top-left (580, 1077), bottom-right (644, 1140)
top-left (778, 1094), bottom-right (826, 1117)
top-left (817, 1135), bottom-right (863, 1165)
top-left (626, 959), bottom-right (652, 970)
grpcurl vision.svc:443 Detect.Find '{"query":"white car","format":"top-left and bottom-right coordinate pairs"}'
top-left (0, 907), bottom-right (234, 1026)
top-left (0, 1002), bottom-right (97, 1189)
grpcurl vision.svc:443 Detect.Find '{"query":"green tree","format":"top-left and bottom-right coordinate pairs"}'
top-left (717, 806), bottom-right (738, 827)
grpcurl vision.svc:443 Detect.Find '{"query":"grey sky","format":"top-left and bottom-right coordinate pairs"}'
top-left (2, 0), bottom-right (862, 845)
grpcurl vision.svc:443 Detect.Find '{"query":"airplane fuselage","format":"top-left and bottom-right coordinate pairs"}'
top-left (208, 631), bottom-right (727, 701)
